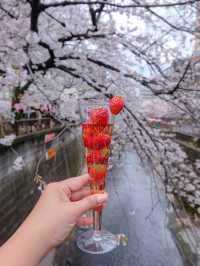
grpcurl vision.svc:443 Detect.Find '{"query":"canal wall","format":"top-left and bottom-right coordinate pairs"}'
top-left (0, 129), bottom-right (83, 245)
top-left (164, 132), bottom-right (200, 215)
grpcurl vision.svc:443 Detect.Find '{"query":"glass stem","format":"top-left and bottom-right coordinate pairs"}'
top-left (90, 182), bottom-right (105, 232)
top-left (93, 209), bottom-right (102, 231)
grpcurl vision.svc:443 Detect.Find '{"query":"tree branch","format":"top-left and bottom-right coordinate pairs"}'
top-left (120, 41), bottom-right (167, 79)
top-left (55, 63), bottom-right (160, 151)
top-left (40, 0), bottom-right (200, 10)
top-left (156, 60), bottom-right (191, 95)
top-left (88, 1), bottom-right (106, 30)
top-left (30, 0), bottom-right (41, 32)
top-left (0, 4), bottom-right (16, 19)
top-left (58, 32), bottom-right (107, 43)
top-left (43, 10), bottom-right (66, 27)
top-left (146, 7), bottom-right (194, 34)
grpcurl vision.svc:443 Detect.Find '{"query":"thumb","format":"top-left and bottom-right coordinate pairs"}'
top-left (73, 192), bottom-right (108, 216)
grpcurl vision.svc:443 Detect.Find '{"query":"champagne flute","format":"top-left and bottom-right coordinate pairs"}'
top-left (77, 99), bottom-right (118, 254)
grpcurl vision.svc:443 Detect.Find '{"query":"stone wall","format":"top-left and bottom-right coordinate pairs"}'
top-left (166, 132), bottom-right (200, 215)
top-left (0, 130), bottom-right (83, 245)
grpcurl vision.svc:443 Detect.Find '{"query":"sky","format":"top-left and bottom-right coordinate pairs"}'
top-left (111, 6), bottom-right (195, 78)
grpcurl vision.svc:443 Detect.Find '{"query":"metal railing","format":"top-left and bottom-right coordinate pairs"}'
top-left (0, 117), bottom-right (61, 138)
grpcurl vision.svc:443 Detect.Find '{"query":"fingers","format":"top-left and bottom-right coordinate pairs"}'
top-left (76, 215), bottom-right (93, 227)
top-left (72, 192), bottom-right (108, 216)
top-left (70, 186), bottom-right (90, 201)
top-left (60, 174), bottom-right (90, 192)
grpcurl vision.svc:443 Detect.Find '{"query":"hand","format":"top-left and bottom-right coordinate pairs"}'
top-left (28, 174), bottom-right (108, 248)
top-left (0, 174), bottom-right (108, 266)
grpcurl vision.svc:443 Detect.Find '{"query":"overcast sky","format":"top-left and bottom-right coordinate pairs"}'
top-left (111, 7), bottom-right (195, 77)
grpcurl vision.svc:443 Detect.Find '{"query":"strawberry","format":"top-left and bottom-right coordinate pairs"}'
top-left (82, 122), bottom-right (94, 137)
top-left (90, 107), bottom-right (109, 126)
top-left (101, 125), bottom-right (112, 135)
top-left (83, 134), bottom-right (111, 149)
top-left (92, 124), bottom-right (112, 135)
top-left (83, 135), bottom-right (94, 149)
top-left (94, 134), bottom-right (111, 149)
top-left (82, 122), bottom-right (112, 137)
top-left (109, 96), bottom-right (124, 115)
top-left (86, 149), bottom-right (110, 164)
top-left (87, 150), bottom-right (102, 164)
top-left (94, 124), bottom-right (112, 135)
top-left (89, 164), bottom-right (107, 182)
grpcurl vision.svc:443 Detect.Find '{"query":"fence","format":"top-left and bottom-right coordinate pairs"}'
top-left (0, 117), bottom-right (61, 138)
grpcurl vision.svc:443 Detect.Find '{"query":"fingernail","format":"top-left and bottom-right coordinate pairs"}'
top-left (96, 194), bottom-right (108, 204)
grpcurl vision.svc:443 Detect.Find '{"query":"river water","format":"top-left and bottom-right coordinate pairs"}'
top-left (52, 151), bottom-right (185, 266)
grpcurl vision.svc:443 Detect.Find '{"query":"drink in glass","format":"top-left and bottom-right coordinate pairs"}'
top-left (77, 99), bottom-right (118, 254)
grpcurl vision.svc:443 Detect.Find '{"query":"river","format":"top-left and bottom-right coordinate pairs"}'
top-left (52, 151), bottom-right (185, 266)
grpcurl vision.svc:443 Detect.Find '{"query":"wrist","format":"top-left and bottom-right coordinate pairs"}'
top-left (0, 208), bottom-right (52, 266)
top-left (20, 206), bottom-right (53, 257)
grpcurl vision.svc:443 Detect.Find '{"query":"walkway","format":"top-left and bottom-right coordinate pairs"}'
top-left (54, 151), bottom-right (185, 266)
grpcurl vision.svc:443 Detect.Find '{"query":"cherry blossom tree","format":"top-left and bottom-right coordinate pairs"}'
top-left (1, 0), bottom-right (200, 220)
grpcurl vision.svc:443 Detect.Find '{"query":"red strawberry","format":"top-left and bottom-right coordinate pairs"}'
top-left (83, 134), bottom-right (111, 149)
top-left (86, 149), bottom-right (110, 164)
top-left (89, 164), bottom-right (107, 182)
top-left (82, 123), bottom-right (94, 137)
top-left (92, 125), bottom-right (106, 134)
top-left (90, 108), bottom-right (109, 126)
top-left (101, 125), bottom-right (112, 135)
top-left (109, 96), bottom-right (124, 115)
top-left (83, 135), bottom-right (93, 149)
top-left (94, 134), bottom-right (111, 149)
top-left (86, 150), bottom-right (101, 164)
top-left (92, 124), bottom-right (112, 135)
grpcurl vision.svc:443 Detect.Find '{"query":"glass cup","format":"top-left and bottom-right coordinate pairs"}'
top-left (76, 99), bottom-right (118, 254)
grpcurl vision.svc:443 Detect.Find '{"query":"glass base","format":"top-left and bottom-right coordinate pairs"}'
top-left (77, 229), bottom-right (118, 254)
